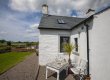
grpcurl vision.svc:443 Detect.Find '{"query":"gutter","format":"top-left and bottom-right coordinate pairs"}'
top-left (38, 27), bottom-right (71, 31)
top-left (84, 23), bottom-right (90, 77)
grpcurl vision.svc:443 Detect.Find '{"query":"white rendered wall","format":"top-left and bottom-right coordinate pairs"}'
top-left (39, 29), bottom-right (70, 65)
top-left (89, 9), bottom-right (110, 80)
top-left (71, 25), bottom-right (87, 61)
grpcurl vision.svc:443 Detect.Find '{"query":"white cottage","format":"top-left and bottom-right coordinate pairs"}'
top-left (38, 4), bottom-right (110, 80)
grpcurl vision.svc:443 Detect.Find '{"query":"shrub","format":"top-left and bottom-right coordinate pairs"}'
top-left (7, 41), bottom-right (11, 46)
top-left (0, 46), bottom-right (11, 53)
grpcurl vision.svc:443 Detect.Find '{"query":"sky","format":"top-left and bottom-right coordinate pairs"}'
top-left (0, 0), bottom-right (110, 42)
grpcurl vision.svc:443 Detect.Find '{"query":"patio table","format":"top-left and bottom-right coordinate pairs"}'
top-left (46, 60), bottom-right (68, 80)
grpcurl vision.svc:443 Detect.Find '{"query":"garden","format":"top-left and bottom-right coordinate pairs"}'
top-left (0, 52), bottom-right (33, 74)
top-left (0, 40), bottom-right (38, 74)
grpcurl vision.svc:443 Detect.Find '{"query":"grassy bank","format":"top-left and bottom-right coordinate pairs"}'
top-left (0, 52), bottom-right (33, 74)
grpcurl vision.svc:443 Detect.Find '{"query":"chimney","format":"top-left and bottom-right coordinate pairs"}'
top-left (42, 4), bottom-right (48, 14)
top-left (86, 9), bottom-right (95, 14)
top-left (86, 9), bottom-right (95, 17)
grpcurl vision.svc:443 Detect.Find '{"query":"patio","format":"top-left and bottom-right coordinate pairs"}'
top-left (37, 66), bottom-right (75, 80)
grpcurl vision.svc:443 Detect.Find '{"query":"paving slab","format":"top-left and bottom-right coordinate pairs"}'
top-left (37, 66), bottom-right (75, 80)
top-left (0, 53), bottom-right (38, 80)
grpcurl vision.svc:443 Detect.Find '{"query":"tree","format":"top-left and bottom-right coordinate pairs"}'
top-left (0, 39), bottom-right (6, 43)
top-left (63, 43), bottom-right (75, 66)
top-left (7, 41), bottom-right (11, 46)
top-left (18, 41), bottom-right (21, 43)
top-left (26, 42), bottom-right (32, 47)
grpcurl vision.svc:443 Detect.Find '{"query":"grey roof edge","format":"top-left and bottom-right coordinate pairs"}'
top-left (42, 14), bottom-right (79, 18)
top-left (95, 6), bottom-right (110, 15)
top-left (38, 27), bottom-right (71, 31)
top-left (71, 15), bottom-right (93, 30)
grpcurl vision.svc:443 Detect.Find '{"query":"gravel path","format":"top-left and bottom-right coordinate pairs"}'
top-left (0, 53), bottom-right (38, 80)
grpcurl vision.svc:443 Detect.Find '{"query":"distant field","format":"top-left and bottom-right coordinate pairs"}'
top-left (0, 52), bottom-right (33, 74)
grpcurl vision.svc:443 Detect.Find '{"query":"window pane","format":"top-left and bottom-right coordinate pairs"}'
top-left (60, 36), bottom-right (70, 52)
top-left (74, 38), bottom-right (78, 52)
top-left (57, 19), bottom-right (66, 24)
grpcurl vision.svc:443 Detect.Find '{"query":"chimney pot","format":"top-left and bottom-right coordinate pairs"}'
top-left (42, 4), bottom-right (48, 14)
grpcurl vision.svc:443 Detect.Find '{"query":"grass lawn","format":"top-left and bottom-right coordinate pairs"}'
top-left (0, 52), bottom-right (33, 74)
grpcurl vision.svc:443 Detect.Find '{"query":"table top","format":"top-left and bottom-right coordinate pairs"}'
top-left (46, 60), bottom-right (68, 70)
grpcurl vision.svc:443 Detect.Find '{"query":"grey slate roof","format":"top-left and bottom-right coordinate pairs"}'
top-left (38, 14), bottom-right (86, 30)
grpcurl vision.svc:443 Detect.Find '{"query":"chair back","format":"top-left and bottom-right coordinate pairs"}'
top-left (79, 59), bottom-right (87, 71)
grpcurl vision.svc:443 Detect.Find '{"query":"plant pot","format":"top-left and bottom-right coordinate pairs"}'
top-left (85, 76), bottom-right (91, 80)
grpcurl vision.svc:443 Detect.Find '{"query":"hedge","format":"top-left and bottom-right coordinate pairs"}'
top-left (0, 46), bottom-right (11, 53)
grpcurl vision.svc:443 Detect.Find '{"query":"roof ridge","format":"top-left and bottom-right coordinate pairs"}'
top-left (43, 14), bottom-right (86, 19)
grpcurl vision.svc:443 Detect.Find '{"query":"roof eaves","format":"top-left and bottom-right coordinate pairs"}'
top-left (38, 27), bottom-right (71, 30)
top-left (95, 6), bottom-right (110, 15)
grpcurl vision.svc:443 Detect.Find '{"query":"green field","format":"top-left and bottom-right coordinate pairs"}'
top-left (0, 52), bottom-right (33, 74)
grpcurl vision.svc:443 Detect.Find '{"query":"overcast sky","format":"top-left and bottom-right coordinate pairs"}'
top-left (0, 0), bottom-right (110, 42)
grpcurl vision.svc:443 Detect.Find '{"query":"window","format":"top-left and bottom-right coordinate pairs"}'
top-left (60, 36), bottom-right (70, 52)
top-left (74, 38), bottom-right (78, 52)
top-left (57, 19), bottom-right (66, 24)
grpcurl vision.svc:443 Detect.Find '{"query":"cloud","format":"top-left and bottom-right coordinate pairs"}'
top-left (0, 31), bottom-right (8, 34)
top-left (0, 7), bottom-right (40, 42)
top-left (30, 23), bottom-right (39, 29)
top-left (26, 23), bottom-right (39, 34)
top-left (26, 29), bottom-right (33, 33)
top-left (25, 33), bottom-right (38, 38)
top-left (25, 24), bottom-right (39, 38)
top-left (9, 0), bottom-right (45, 12)
top-left (9, 0), bottom-right (110, 17)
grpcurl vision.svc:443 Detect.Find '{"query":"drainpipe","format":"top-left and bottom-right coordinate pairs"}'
top-left (84, 23), bottom-right (90, 77)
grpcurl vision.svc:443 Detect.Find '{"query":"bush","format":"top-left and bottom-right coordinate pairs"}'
top-left (0, 40), bottom-right (6, 43)
top-left (11, 47), bottom-right (35, 52)
top-left (7, 41), bottom-right (11, 46)
top-left (0, 46), bottom-right (11, 53)
top-left (11, 44), bottom-right (26, 48)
